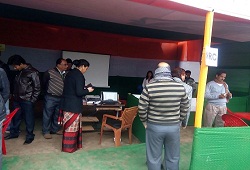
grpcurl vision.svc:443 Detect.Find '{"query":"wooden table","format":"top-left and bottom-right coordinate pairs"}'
top-left (81, 103), bottom-right (125, 131)
top-left (96, 104), bottom-right (123, 111)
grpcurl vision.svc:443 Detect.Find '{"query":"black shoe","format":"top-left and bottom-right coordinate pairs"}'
top-left (23, 138), bottom-right (34, 145)
top-left (4, 135), bottom-right (18, 140)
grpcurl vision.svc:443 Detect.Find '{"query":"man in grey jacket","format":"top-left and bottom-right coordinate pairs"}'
top-left (204, 70), bottom-right (232, 127)
top-left (172, 67), bottom-right (192, 129)
top-left (0, 68), bottom-right (10, 168)
top-left (138, 62), bottom-right (189, 170)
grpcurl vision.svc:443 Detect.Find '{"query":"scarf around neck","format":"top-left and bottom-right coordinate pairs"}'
top-left (154, 67), bottom-right (172, 80)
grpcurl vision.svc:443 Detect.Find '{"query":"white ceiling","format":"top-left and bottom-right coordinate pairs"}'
top-left (1, 0), bottom-right (250, 42)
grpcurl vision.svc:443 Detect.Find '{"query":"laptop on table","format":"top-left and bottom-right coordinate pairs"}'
top-left (100, 91), bottom-right (119, 105)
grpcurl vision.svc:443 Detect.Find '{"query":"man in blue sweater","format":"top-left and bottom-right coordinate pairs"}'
top-left (204, 70), bottom-right (232, 127)
top-left (138, 62), bottom-right (189, 170)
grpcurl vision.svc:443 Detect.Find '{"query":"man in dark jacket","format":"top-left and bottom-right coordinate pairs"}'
top-left (5, 55), bottom-right (41, 145)
top-left (0, 68), bottom-right (10, 167)
top-left (185, 70), bottom-right (197, 97)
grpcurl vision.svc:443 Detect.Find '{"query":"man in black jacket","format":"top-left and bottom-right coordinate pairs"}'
top-left (5, 55), bottom-right (41, 145)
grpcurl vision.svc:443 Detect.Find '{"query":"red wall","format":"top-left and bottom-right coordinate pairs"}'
top-left (0, 17), bottom-right (202, 61)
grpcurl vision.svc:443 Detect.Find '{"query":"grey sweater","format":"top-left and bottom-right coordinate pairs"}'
top-left (0, 68), bottom-right (10, 121)
top-left (138, 79), bottom-right (189, 125)
top-left (205, 80), bottom-right (231, 106)
top-left (173, 77), bottom-right (192, 100)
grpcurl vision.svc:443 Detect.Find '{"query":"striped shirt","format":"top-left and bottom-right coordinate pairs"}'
top-left (138, 79), bottom-right (190, 125)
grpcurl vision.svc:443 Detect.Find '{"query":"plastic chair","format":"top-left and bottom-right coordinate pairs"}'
top-left (222, 114), bottom-right (248, 127)
top-left (2, 108), bottom-right (19, 155)
top-left (99, 106), bottom-right (138, 147)
top-left (227, 108), bottom-right (234, 114)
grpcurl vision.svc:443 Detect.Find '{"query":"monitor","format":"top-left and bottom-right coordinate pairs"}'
top-left (101, 91), bottom-right (118, 101)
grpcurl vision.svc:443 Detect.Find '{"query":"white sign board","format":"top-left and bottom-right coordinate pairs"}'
top-left (205, 47), bottom-right (218, 67)
top-left (63, 51), bottom-right (110, 87)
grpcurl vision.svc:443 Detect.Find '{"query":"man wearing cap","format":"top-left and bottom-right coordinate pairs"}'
top-left (138, 62), bottom-right (189, 170)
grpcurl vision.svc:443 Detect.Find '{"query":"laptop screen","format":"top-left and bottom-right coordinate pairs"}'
top-left (101, 92), bottom-right (118, 101)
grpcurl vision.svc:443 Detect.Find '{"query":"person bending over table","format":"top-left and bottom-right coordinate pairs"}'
top-left (60, 59), bottom-right (94, 153)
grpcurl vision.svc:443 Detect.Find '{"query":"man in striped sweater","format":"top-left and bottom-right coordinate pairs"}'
top-left (42, 58), bottom-right (68, 139)
top-left (138, 62), bottom-right (189, 170)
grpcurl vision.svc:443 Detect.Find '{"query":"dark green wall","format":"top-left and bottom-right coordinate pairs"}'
top-left (27, 73), bottom-right (143, 100)
top-left (211, 42), bottom-right (250, 95)
top-left (90, 76), bottom-right (144, 100)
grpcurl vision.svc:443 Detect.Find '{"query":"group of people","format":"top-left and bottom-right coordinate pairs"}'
top-left (138, 62), bottom-right (232, 170)
top-left (0, 54), bottom-right (94, 154)
top-left (0, 54), bottom-right (233, 168)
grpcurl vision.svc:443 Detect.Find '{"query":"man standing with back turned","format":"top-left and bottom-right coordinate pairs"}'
top-left (138, 62), bottom-right (189, 170)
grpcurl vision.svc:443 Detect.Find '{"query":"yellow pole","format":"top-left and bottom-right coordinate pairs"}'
top-left (194, 11), bottom-right (214, 128)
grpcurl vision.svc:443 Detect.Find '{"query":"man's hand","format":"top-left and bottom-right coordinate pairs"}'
top-left (87, 87), bottom-right (94, 93)
top-left (219, 94), bottom-right (226, 99)
top-left (226, 92), bottom-right (232, 99)
top-left (142, 122), bottom-right (147, 129)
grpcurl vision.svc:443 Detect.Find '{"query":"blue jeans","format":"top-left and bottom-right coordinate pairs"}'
top-left (5, 99), bottom-right (11, 131)
top-left (146, 123), bottom-right (180, 170)
top-left (42, 95), bottom-right (61, 134)
top-left (0, 119), bottom-right (3, 168)
top-left (10, 100), bottom-right (35, 140)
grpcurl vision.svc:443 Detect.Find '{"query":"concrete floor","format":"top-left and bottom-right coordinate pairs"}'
top-left (3, 100), bottom-right (195, 170)
top-left (3, 121), bottom-right (194, 170)
top-left (3, 100), bottom-right (194, 157)
top-left (4, 123), bottom-right (141, 157)
top-left (4, 124), bottom-right (194, 157)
